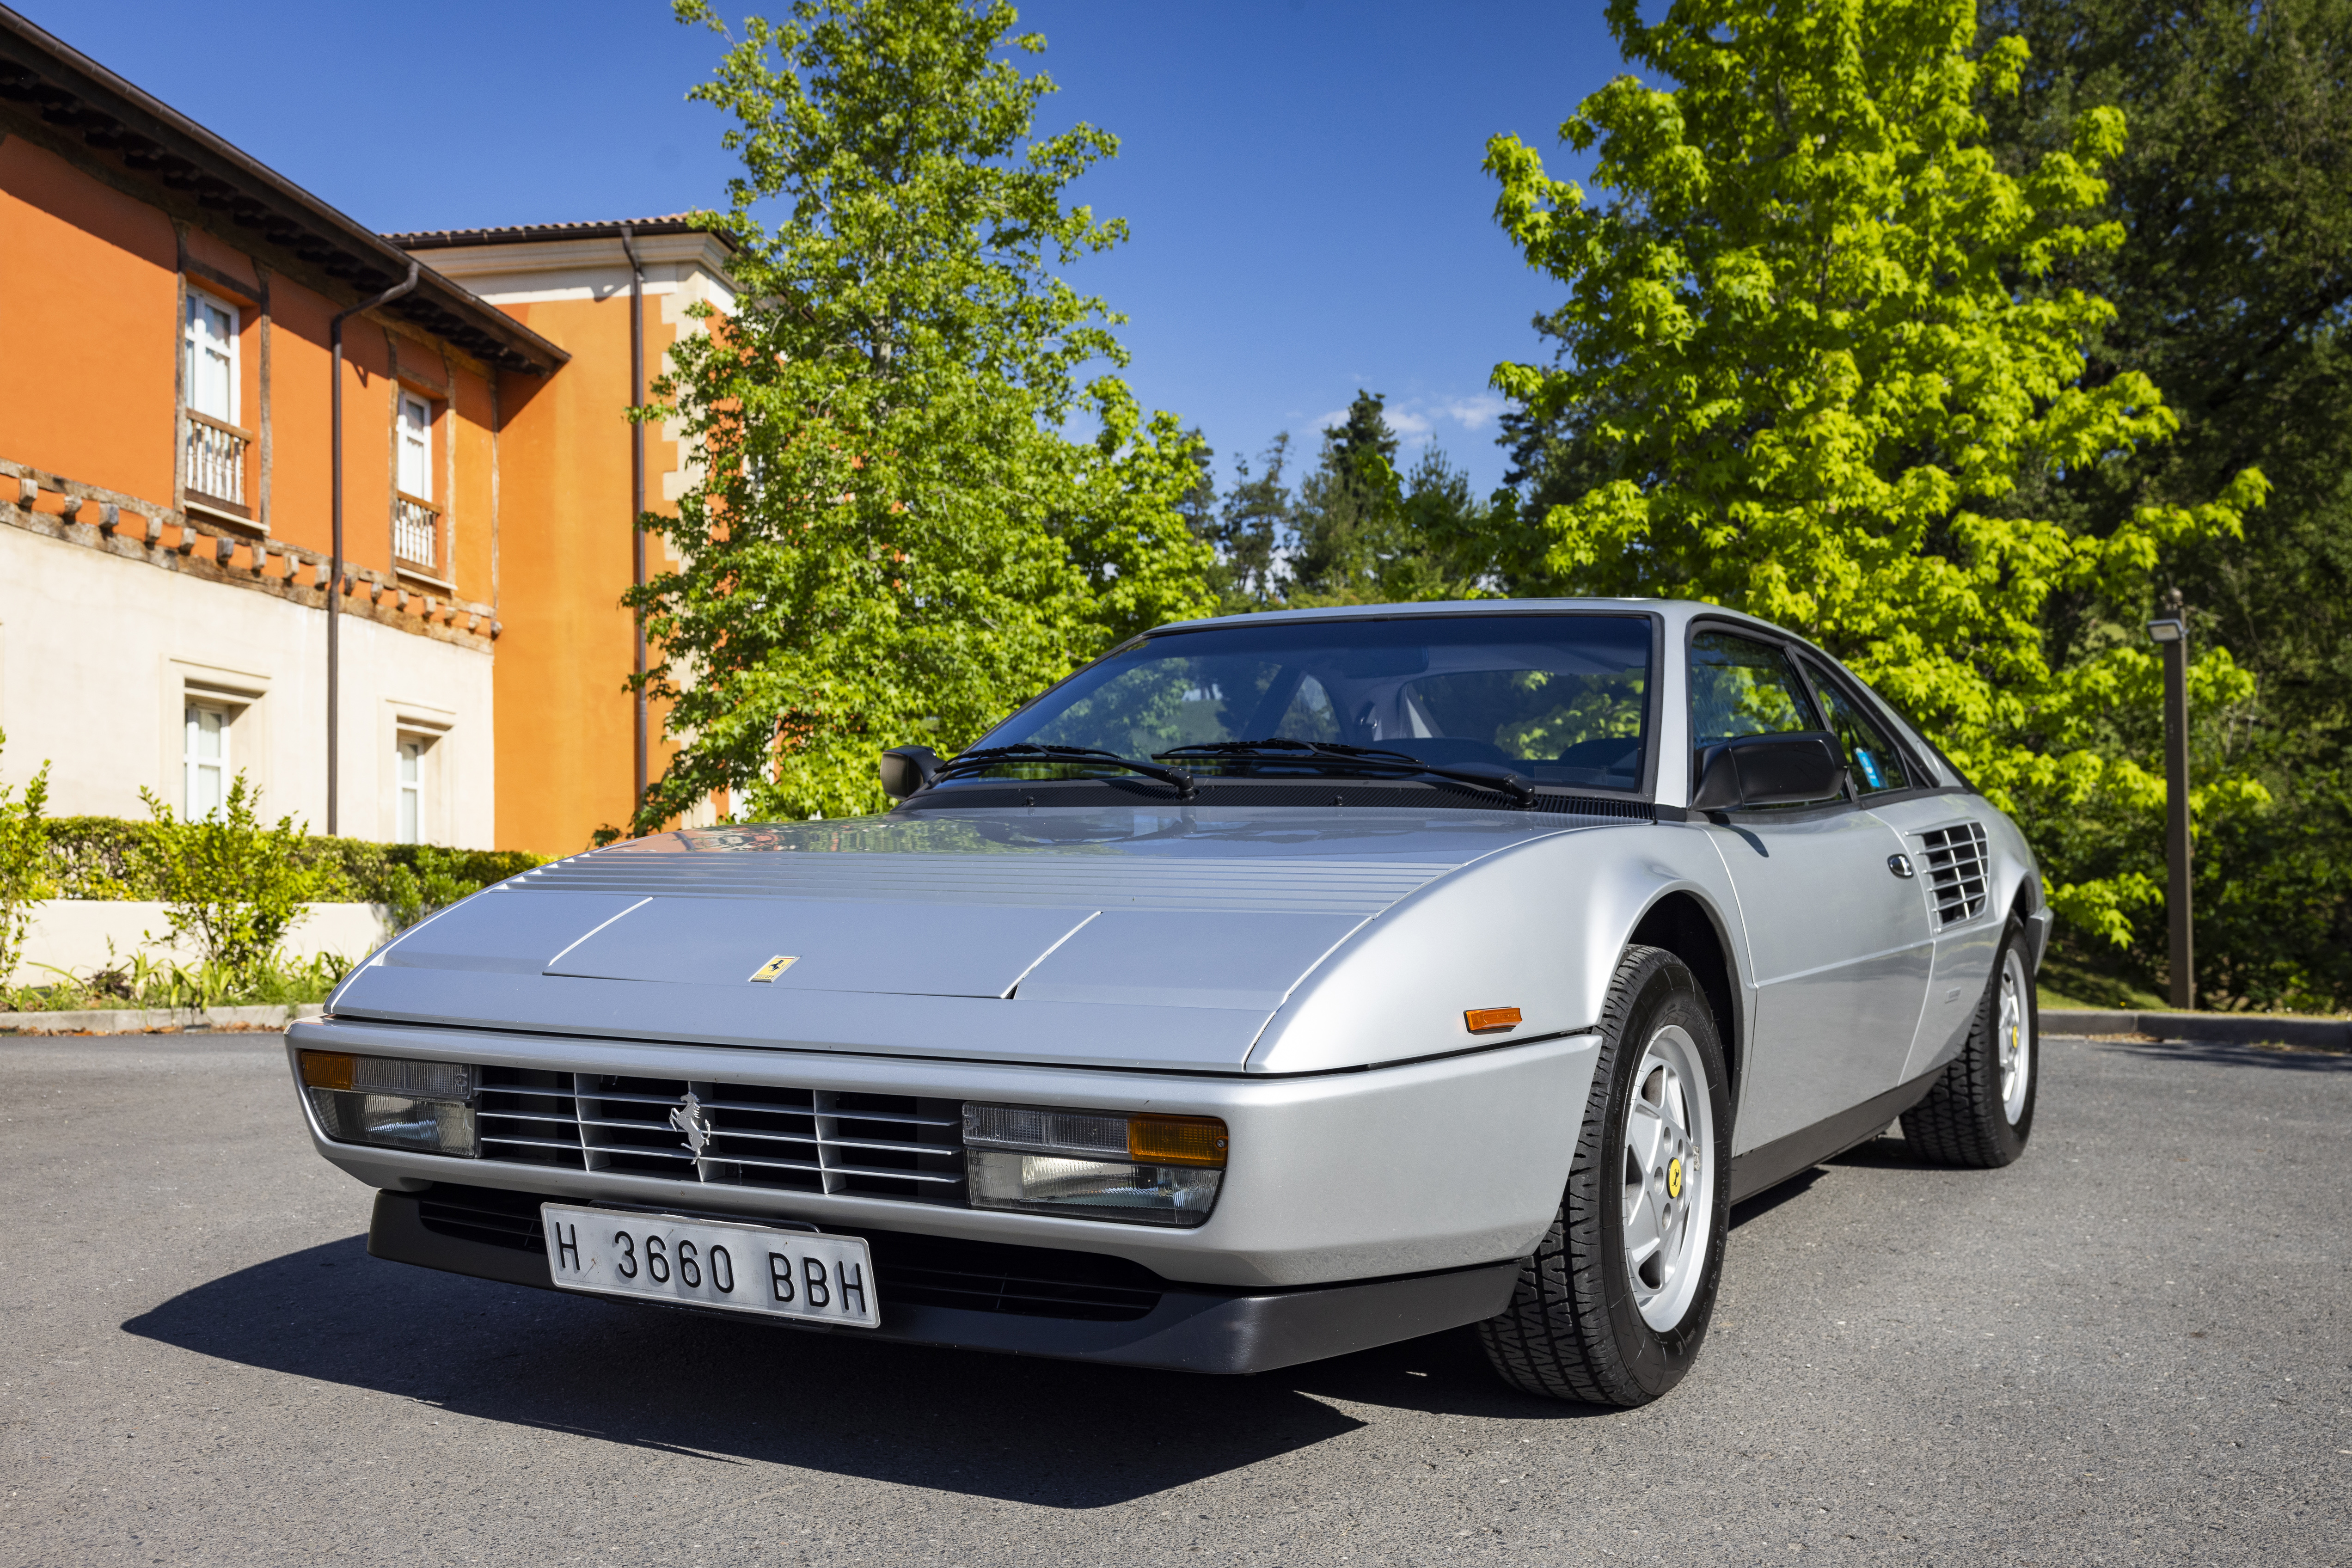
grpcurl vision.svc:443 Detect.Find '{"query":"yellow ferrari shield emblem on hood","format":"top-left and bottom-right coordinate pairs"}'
top-left (747, 955), bottom-right (799, 983)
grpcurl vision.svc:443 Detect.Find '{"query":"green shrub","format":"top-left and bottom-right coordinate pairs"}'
top-left (294, 838), bottom-right (542, 929)
top-left (37, 818), bottom-right (544, 931)
top-left (0, 730), bottom-right (54, 986)
top-left (138, 774), bottom-right (315, 979)
top-left (43, 815), bottom-right (153, 899)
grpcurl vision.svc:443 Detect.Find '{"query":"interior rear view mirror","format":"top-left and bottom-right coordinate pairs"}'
top-left (1690, 732), bottom-right (1847, 813)
top-left (879, 745), bottom-right (942, 800)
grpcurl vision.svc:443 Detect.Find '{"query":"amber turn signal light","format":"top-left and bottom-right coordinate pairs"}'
top-left (298, 1050), bottom-right (356, 1090)
top-left (1464, 1006), bottom-right (1523, 1035)
top-left (1127, 1114), bottom-right (1229, 1168)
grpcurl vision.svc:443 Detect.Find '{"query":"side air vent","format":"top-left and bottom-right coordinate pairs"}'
top-left (1918, 821), bottom-right (1991, 925)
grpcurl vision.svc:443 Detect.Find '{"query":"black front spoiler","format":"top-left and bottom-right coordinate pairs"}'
top-left (368, 1189), bottom-right (1520, 1376)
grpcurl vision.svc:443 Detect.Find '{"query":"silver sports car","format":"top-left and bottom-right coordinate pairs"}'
top-left (287, 599), bottom-right (2046, 1406)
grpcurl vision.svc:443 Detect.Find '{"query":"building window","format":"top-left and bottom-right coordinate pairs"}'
top-left (185, 702), bottom-right (229, 818)
top-left (398, 393), bottom-right (432, 499)
top-left (184, 291), bottom-right (239, 422)
top-left (394, 392), bottom-right (440, 572)
top-left (397, 736), bottom-right (425, 844)
top-left (183, 289), bottom-right (249, 507)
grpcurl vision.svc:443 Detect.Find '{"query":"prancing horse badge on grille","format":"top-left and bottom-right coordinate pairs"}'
top-left (747, 955), bottom-right (798, 983)
top-left (668, 1090), bottom-right (716, 1158)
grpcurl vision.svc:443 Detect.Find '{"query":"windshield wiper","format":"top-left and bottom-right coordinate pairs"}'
top-left (1154, 738), bottom-right (1536, 806)
top-left (935, 743), bottom-right (1196, 799)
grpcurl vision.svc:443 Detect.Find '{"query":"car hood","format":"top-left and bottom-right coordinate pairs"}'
top-left (330, 805), bottom-right (1625, 1072)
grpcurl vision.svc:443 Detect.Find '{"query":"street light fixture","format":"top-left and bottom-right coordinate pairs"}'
top-left (2144, 590), bottom-right (2192, 1009)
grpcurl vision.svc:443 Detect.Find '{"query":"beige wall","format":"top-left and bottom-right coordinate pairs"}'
top-left (15, 900), bottom-right (394, 979)
top-left (0, 526), bottom-right (494, 846)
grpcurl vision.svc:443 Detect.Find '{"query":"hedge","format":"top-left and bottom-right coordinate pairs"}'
top-left (41, 816), bottom-right (545, 904)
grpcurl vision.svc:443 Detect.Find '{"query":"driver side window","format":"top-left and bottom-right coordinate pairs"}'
top-left (1689, 630), bottom-right (1819, 744)
top-left (1689, 630), bottom-right (1842, 810)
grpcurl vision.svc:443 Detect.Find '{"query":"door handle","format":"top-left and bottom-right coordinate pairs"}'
top-left (1887, 854), bottom-right (1916, 879)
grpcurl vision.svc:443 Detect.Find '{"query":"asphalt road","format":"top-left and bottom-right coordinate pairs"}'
top-left (0, 1029), bottom-right (2344, 1568)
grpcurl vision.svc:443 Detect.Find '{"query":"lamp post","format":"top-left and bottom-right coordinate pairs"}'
top-left (2145, 590), bottom-right (2192, 1010)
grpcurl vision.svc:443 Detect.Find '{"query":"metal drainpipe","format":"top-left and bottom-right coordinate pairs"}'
top-left (327, 259), bottom-right (421, 836)
top-left (619, 225), bottom-right (648, 819)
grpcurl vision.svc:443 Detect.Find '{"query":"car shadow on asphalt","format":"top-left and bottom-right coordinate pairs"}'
top-left (122, 1233), bottom-right (1612, 1506)
top-left (2091, 1037), bottom-right (2352, 1072)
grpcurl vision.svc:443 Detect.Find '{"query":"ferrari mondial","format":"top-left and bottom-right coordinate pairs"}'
top-left (286, 599), bottom-right (2043, 1406)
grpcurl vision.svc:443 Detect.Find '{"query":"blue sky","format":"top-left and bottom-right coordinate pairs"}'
top-left (26, 0), bottom-right (1630, 496)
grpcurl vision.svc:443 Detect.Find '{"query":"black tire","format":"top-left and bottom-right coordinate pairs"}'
top-left (1477, 944), bottom-right (1732, 1406)
top-left (1899, 913), bottom-right (2037, 1167)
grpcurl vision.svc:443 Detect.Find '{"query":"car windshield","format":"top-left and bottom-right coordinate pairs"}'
top-left (971, 612), bottom-right (1654, 792)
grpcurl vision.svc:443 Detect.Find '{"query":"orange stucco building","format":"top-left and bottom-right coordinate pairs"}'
top-left (0, 7), bottom-right (735, 855)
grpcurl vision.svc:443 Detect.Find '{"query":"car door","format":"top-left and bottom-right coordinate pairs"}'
top-left (1796, 657), bottom-right (2011, 1081)
top-left (1690, 629), bottom-right (1936, 1152)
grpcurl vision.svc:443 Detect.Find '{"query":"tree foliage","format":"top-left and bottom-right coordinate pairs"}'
top-left (1185, 396), bottom-right (1505, 613)
top-left (0, 730), bottom-right (52, 988)
top-left (1484, 0), bottom-right (2267, 943)
top-left (1980, 0), bottom-right (2352, 1008)
top-left (631, 0), bottom-right (1215, 829)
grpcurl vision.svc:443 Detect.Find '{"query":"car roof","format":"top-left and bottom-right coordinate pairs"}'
top-left (1146, 597), bottom-right (1788, 641)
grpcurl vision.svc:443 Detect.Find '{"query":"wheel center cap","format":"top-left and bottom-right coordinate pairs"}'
top-left (1666, 1157), bottom-right (1684, 1200)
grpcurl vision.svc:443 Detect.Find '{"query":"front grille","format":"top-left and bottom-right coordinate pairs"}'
top-left (1919, 821), bottom-right (1991, 925)
top-left (414, 1182), bottom-right (1165, 1322)
top-left (476, 1067), bottom-right (966, 1205)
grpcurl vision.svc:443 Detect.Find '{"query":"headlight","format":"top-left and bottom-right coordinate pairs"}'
top-left (299, 1051), bottom-right (477, 1157)
top-left (962, 1103), bottom-right (1226, 1227)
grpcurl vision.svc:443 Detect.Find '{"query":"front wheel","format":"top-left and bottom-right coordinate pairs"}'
top-left (1477, 944), bottom-right (1731, 1406)
top-left (1899, 913), bottom-right (2037, 1167)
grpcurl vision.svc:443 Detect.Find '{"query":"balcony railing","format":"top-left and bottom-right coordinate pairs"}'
top-left (184, 410), bottom-right (252, 514)
top-left (394, 492), bottom-right (440, 573)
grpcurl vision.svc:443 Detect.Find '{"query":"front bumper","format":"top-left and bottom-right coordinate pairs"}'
top-left (370, 1183), bottom-right (1521, 1375)
top-left (288, 1017), bottom-right (1600, 1289)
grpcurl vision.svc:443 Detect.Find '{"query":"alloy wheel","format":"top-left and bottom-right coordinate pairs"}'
top-left (1998, 946), bottom-right (2032, 1125)
top-left (1621, 1023), bottom-right (1715, 1331)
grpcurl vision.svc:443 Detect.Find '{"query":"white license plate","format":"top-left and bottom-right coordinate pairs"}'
top-left (539, 1204), bottom-right (879, 1328)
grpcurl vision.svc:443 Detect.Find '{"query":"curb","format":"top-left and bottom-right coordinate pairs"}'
top-left (2042, 1006), bottom-right (2350, 1050)
top-left (0, 1002), bottom-right (325, 1035)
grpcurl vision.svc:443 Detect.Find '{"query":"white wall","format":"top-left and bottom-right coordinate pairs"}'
top-left (0, 527), bottom-right (494, 846)
top-left (13, 899), bottom-right (394, 980)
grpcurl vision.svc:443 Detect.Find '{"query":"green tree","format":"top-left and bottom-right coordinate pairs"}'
top-left (1390, 445), bottom-right (1506, 600)
top-left (1280, 395), bottom-right (1502, 605)
top-left (1979, 0), bottom-right (2352, 1008)
top-left (1288, 392), bottom-right (1404, 603)
top-left (1200, 435), bottom-right (1292, 614)
top-left (0, 731), bottom-right (53, 989)
top-left (1484, 0), bottom-right (2268, 943)
top-left (631, 0), bottom-right (1215, 830)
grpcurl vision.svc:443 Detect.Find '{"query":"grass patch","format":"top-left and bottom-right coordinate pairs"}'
top-left (2, 950), bottom-right (351, 1013)
top-left (2035, 957), bottom-right (2168, 1012)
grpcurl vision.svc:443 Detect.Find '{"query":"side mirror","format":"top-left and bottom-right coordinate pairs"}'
top-left (879, 745), bottom-right (942, 800)
top-left (1690, 732), bottom-right (1847, 812)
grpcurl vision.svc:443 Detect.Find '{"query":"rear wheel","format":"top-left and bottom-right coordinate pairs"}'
top-left (1478, 944), bottom-right (1730, 1406)
top-left (1900, 914), bottom-right (2037, 1167)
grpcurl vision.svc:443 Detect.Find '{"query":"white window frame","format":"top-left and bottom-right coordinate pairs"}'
top-left (184, 701), bottom-right (231, 819)
top-left (183, 289), bottom-right (240, 424)
top-left (398, 391), bottom-right (433, 501)
top-left (396, 734), bottom-right (427, 845)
